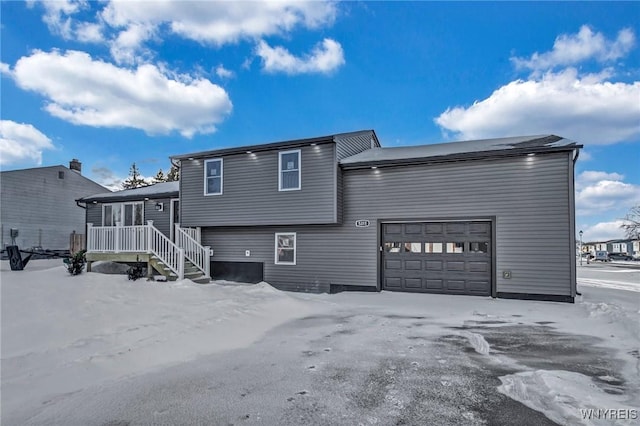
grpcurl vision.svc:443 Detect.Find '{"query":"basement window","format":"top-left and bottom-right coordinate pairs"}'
top-left (275, 233), bottom-right (296, 265)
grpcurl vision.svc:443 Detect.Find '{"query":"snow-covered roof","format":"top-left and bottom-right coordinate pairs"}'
top-left (340, 135), bottom-right (581, 167)
top-left (79, 181), bottom-right (179, 203)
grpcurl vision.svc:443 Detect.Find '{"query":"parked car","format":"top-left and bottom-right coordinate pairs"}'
top-left (608, 253), bottom-right (633, 261)
top-left (594, 251), bottom-right (610, 262)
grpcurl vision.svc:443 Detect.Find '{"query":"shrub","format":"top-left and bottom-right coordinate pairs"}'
top-left (64, 250), bottom-right (86, 276)
top-left (128, 263), bottom-right (145, 281)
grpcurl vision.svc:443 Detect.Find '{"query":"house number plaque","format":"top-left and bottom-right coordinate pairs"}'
top-left (355, 220), bottom-right (371, 228)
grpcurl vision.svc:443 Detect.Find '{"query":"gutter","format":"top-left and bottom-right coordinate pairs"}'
top-left (340, 145), bottom-right (584, 170)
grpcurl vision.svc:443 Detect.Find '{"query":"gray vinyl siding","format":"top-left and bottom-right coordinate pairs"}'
top-left (1, 166), bottom-right (106, 250)
top-left (86, 203), bottom-right (102, 227)
top-left (144, 198), bottom-right (172, 237)
top-left (86, 198), bottom-right (173, 238)
top-left (335, 132), bottom-right (377, 160)
top-left (180, 144), bottom-right (337, 226)
top-left (336, 166), bottom-right (344, 224)
top-left (203, 152), bottom-right (574, 296)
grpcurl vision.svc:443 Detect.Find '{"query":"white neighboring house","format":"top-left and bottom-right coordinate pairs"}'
top-left (1, 160), bottom-right (108, 252)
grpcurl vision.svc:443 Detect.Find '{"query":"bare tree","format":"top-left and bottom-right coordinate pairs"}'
top-left (620, 205), bottom-right (640, 239)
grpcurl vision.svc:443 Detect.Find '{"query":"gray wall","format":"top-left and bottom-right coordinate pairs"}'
top-left (335, 132), bottom-right (376, 160)
top-left (86, 197), bottom-right (174, 237)
top-left (1, 166), bottom-right (106, 250)
top-left (180, 143), bottom-right (338, 226)
top-left (203, 151), bottom-right (575, 297)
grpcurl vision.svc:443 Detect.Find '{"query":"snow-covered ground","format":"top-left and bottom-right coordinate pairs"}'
top-left (1, 259), bottom-right (638, 425)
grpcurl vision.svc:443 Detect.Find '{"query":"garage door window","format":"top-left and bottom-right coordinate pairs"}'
top-left (470, 242), bottom-right (489, 253)
top-left (275, 233), bottom-right (296, 265)
top-left (425, 242), bottom-right (443, 253)
top-left (446, 242), bottom-right (465, 253)
top-left (384, 242), bottom-right (402, 252)
top-left (405, 243), bottom-right (422, 253)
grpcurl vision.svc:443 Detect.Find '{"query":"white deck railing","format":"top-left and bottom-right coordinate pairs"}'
top-left (148, 224), bottom-right (184, 281)
top-left (175, 223), bottom-right (201, 242)
top-left (87, 224), bottom-right (149, 253)
top-left (87, 221), bottom-right (185, 280)
top-left (175, 224), bottom-right (210, 279)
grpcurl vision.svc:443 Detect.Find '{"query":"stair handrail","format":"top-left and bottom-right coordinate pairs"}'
top-left (148, 221), bottom-right (184, 280)
top-left (175, 224), bottom-right (210, 278)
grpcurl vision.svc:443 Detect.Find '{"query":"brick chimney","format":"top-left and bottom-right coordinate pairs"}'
top-left (69, 159), bottom-right (82, 174)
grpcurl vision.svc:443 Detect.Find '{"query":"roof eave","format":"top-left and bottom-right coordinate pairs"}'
top-left (340, 145), bottom-right (582, 170)
top-left (171, 135), bottom-right (337, 161)
top-left (79, 191), bottom-right (179, 203)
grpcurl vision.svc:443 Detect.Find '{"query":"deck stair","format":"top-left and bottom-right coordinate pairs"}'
top-left (86, 221), bottom-right (211, 284)
top-left (149, 256), bottom-right (210, 283)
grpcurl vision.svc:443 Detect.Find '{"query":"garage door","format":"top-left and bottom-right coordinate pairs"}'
top-left (382, 221), bottom-right (492, 296)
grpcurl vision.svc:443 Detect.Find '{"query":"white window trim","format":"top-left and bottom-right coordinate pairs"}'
top-left (275, 232), bottom-right (297, 265)
top-left (278, 149), bottom-right (301, 191)
top-left (102, 201), bottom-right (144, 226)
top-left (204, 158), bottom-right (224, 196)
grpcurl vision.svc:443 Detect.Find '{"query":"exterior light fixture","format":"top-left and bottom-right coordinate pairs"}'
top-left (155, 202), bottom-right (164, 211)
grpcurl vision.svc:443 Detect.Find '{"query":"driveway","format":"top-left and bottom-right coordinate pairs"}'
top-left (19, 296), bottom-right (632, 426)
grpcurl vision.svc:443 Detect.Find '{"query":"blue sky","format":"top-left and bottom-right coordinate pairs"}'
top-left (1, 1), bottom-right (639, 242)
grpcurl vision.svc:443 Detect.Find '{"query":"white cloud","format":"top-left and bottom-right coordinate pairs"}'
top-left (577, 170), bottom-right (625, 185)
top-left (575, 170), bottom-right (640, 216)
top-left (90, 165), bottom-right (155, 191)
top-left (9, 50), bottom-right (232, 138)
top-left (434, 68), bottom-right (640, 145)
top-left (436, 26), bottom-right (639, 146)
top-left (0, 62), bottom-right (11, 76)
top-left (76, 22), bottom-right (105, 43)
top-left (90, 166), bottom-right (123, 191)
top-left (512, 25), bottom-right (635, 72)
top-left (215, 65), bottom-right (234, 79)
top-left (0, 120), bottom-right (55, 166)
top-left (109, 22), bottom-right (157, 64)
top-left (580, 220), bottom-right (627, 242)
top-left (256, 38), bottom-right (345, 75)
top-left (34, 0), bottom-right (89, 39)
top-left (99, 1), bottom-right (337, 64)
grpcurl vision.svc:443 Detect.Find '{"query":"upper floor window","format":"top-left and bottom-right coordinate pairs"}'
top-left (204, 158), bottom-right (223, 195)
top-left (279, 150), bottom-right (300, 191)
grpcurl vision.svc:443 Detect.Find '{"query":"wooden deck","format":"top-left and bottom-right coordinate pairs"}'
top-left (85, 252), bottom-right (151, 272)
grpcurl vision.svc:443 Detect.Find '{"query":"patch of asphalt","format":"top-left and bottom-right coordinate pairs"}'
top-left (19, 313), bottom-right (630, 426)
top-left (448, 324), bottom-right (627, 395)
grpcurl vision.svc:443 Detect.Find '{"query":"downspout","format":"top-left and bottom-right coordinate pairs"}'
top-left (75, 199), bottom-right (88, 252)
top-left (572, 149), bottom-right (581, 296)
